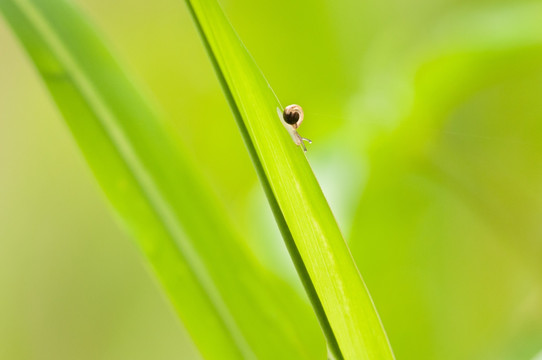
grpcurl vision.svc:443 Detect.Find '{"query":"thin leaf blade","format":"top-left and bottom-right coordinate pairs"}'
top-left (184, 0), bottom-right (395, 358)
top-left (0, 0), bottom-right (324, 358)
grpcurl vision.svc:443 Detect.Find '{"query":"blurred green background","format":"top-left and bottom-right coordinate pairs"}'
top-left (1, 0), bottom-right (541, 359)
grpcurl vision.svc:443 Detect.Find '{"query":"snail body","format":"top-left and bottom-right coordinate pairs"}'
top-left (277, 104), bottom-right (312, 152)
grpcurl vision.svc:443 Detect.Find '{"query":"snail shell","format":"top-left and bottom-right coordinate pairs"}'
top-left (283, 104), bottom-right (304, 128)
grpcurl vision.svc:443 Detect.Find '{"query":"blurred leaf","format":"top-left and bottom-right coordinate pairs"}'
top-left (183, 0), bottom-right (395, 358)
top-left (0, 0), bottom-right (324, 358)
top-left (348, 4), bottom-right (542, 360)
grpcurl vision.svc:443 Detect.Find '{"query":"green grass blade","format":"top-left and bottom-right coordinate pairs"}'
top-left (0, 0), bottom-right (324, 358)
top-left (183, 0), bottom-right (395, 358)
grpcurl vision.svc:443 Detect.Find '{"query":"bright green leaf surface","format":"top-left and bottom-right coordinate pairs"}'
top-left (0, 0), bottom-right (324, 358)
top-left (183, 0), bottom-right (395, 358)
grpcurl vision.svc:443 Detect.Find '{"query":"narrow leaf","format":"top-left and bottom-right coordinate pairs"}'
top-left (183, 0), bottom-right (395, 358)
top-left (0, 0), bottom-right (324, 358)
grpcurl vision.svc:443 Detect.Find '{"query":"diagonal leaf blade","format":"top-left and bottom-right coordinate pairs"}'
top-left (183, 0), bottom-right (395, 358)
top-left (0, 0), bottom-right (324, 358)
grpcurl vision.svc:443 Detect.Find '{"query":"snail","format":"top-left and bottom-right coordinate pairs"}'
top-left (277, 104), bottom-right (312, 152)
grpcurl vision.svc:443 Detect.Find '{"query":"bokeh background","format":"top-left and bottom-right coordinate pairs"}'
top-left (1, 0), bottom-right (542, 359)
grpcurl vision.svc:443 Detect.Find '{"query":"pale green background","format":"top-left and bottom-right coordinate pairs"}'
top-left (1, 0), bottom-right (542, 359)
